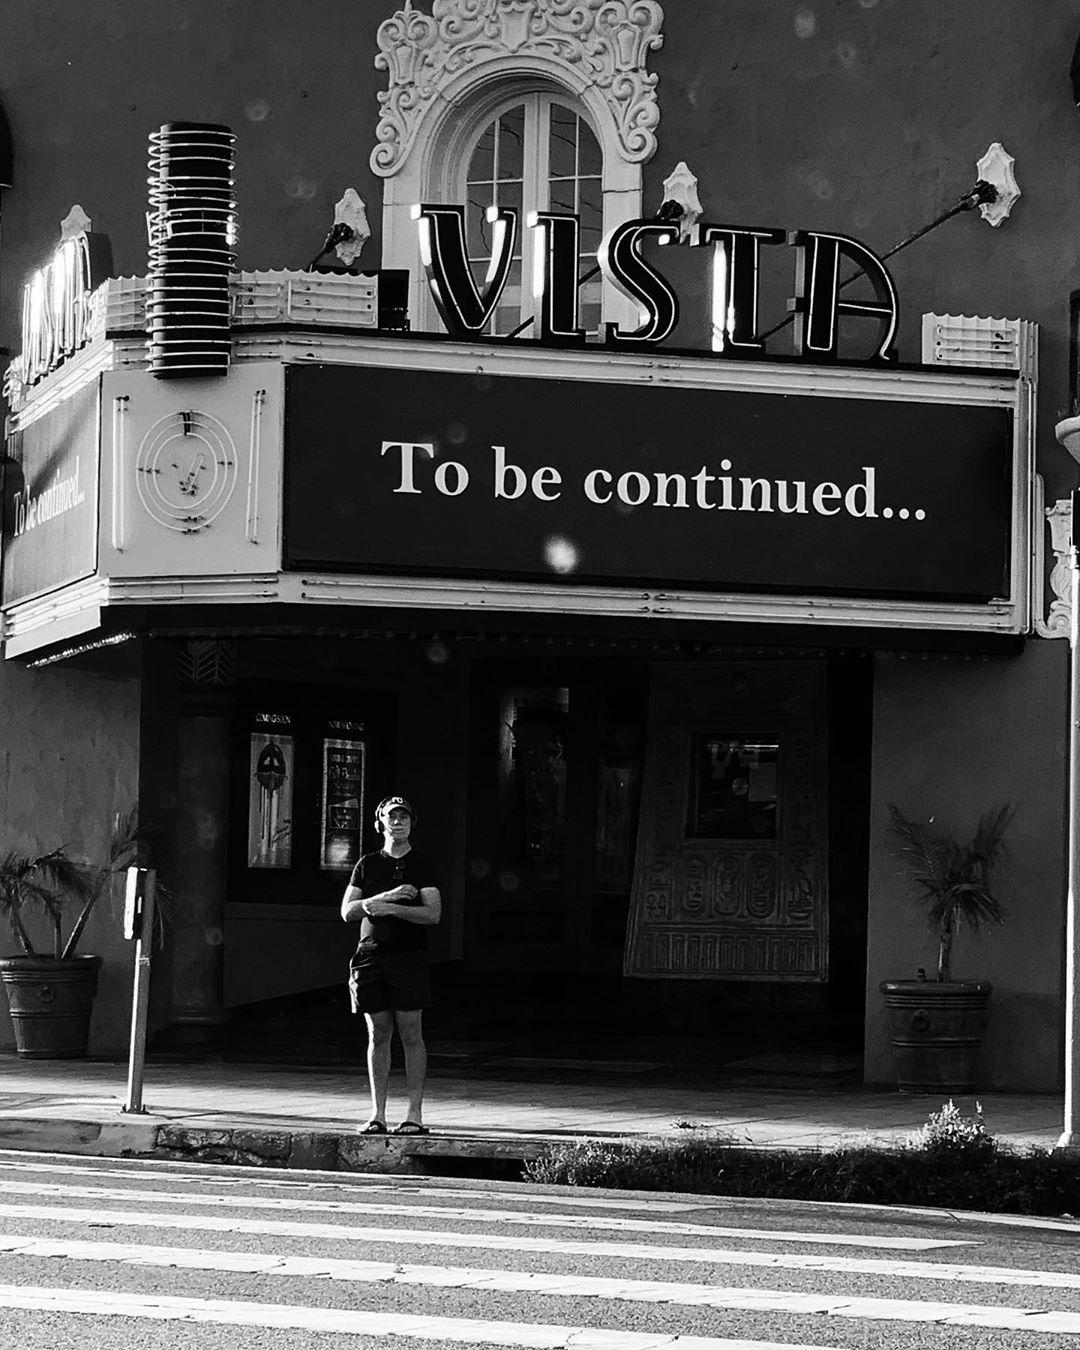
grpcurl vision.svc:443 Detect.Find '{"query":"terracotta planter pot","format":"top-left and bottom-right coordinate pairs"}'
top-left (1054, 415), bottom-right (1080, 463)
top-left (880, 979), bottom-right (992, 1093)
top-left (0, 954), bottom-right (102, 1058)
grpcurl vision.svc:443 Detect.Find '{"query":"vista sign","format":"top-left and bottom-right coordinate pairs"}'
top-left (414, 205), bottom-right (898, 362)
top-left (11, 220), bottom-right (113, 389)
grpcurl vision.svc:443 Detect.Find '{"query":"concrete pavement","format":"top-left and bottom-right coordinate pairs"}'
top-left (0, 1053), bottom-right (1066, 1173)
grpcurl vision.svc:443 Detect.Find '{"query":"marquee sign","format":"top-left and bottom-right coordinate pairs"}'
top-left (1, 382), bottom-right (100, 607)
top-left (413, 205), bottom-right (900, 361)
top-left (283, 362), bottom-right (1014, 606)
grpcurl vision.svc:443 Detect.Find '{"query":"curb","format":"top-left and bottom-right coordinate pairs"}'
top-left (0, 1115), bottom-right (158, 1159)
top-left (0, 1114), bottom-right (560, 1174)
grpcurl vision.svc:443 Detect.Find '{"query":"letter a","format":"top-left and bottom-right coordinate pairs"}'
top-left (788, 230), bottom-right (898, 362)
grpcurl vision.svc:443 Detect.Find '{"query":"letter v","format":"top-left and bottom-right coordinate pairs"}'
top-left (414, 204), bottom-right (518, 337)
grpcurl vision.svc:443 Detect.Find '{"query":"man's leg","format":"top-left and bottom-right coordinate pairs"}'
top-left (394, 1008), bottom-right (427, 1125)
top-left (363, 1010), bottom-right (394, 1125)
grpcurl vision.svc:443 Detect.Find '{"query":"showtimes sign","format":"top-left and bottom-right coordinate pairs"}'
top-left (283, 363), bottom-right (1013, 604)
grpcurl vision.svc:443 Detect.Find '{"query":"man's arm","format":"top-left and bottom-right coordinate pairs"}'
top-left (362, 886), bottom-right (441, 927)
top-left (340, 884), bottom-right (367, 924)
top-left (340, 881), bottom-right (418, 923)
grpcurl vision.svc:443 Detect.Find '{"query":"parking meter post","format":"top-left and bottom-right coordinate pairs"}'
top-left (122, 868), bottom-right (156, 1115)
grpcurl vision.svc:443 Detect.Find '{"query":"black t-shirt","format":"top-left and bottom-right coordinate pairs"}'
top-left (348, 849), bottom-right (440, 957)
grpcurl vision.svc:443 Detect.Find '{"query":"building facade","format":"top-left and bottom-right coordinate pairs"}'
top-left (0, 0), bottom-right (1077, 1090)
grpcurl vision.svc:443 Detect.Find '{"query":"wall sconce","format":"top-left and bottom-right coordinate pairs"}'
top-left (974, 143), bottom-right (1020, 227)
top-left (656, 162), bottom-right (703, 243)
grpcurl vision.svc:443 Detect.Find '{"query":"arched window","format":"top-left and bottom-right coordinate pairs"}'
top-left (370, 1), bottom-right (665, 339)
top-left (463, 95), bottom-right (603, 336)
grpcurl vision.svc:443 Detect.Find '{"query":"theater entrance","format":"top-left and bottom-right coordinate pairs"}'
top-left (456, 649), bottom-right (870, 1060)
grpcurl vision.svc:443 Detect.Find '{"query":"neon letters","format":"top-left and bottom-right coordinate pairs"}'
top-left (16, 230), bottom-right (114, 387)
top-left (413, 205), bottom-right (899, 362)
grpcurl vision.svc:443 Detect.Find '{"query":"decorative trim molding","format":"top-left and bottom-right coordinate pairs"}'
top-left (371, 0), bottom-right (664, 178)
top-left (1037, 490), bottom-right (1073, 639)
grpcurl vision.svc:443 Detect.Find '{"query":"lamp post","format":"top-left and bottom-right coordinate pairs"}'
top-left (1061, 487), bottom-right (1080, 1150)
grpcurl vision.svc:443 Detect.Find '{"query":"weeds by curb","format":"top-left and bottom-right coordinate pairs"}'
top-left (524, 1101), bottom-right (1079, 1217)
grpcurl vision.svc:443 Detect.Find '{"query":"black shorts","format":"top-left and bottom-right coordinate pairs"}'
top-left (348, 948), bottom-right (432, 1014)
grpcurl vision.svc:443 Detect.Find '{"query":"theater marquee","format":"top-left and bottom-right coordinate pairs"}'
top-left (283, 352), bottom-right (1021, 610)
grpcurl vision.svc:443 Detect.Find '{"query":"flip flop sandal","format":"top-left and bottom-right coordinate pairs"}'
top-left (393, 1121), bottom-right (430, 1136)
top-left (360, 1119), bottom-right (387, 1134)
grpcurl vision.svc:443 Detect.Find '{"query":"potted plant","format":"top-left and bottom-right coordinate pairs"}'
top-left (0, 812), bottom-right (147, 1058)
top-left (880, 803), bottom-right (1011, 1093)
top-left (1055, 405), bottom-right (1080, 462)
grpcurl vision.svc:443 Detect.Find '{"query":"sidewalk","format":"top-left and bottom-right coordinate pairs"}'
top-left (0, 1053), bottom-right (1066, 1174)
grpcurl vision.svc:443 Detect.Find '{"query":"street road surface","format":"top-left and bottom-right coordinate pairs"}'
top-left (0, 1149), bottom-right (1077, 1348)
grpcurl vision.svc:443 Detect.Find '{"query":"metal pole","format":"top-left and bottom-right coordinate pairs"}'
top-left (122, 870), bottom-right (156, 1116)
top-left (1061, 513), bottom-right (1080, 1150)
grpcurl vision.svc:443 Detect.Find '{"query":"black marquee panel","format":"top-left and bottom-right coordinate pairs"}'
top-left (283, 362), bottom-right (1014, 605)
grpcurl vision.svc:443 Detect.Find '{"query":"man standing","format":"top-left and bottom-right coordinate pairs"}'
top-left (341, 795), bottom-right (442, 1135)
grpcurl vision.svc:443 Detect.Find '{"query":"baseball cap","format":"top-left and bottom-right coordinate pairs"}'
top-left (375, 795), bottom-right (415, 822)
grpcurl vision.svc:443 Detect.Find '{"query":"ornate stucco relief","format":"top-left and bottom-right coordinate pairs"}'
top-left (370, 0), bottom-right (665, 177)
top-left (1038, 492), bottom-right (1073, 639)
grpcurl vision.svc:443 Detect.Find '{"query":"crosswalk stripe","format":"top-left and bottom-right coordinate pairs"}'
top-left (0, 1284), bottom-right (861, 1349)
top-left (2, 1232), bottom-right (1079, 1328)
top-left (0, 1203), bottom-right (1030, 1282)
top-left (0, 1179), bottom-right (972, 1249)
top-left (6, 1155), bottom-right (1080, 1238)
top-left (0, 1158), bottom-right (704, 1212)
top-left (0, 1226), bottom-right (1070, 1290)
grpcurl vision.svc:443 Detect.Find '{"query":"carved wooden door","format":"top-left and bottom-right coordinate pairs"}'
top-left (623, 660), bottom-right (827, 981)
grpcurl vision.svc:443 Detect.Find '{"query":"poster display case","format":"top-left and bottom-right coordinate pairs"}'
top-left (320, 722), bottom-right (366, 871)
top-left (247, 713), bottom-right (295, 868)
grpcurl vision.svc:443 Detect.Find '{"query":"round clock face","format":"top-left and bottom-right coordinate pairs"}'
top-left (135, 409), bottom-right (238, 532)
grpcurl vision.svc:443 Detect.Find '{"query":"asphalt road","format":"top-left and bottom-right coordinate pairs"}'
top-left (0, 1149), bottom-right (1077, 1349)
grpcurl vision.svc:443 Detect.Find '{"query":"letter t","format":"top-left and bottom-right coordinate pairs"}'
top-left (381, 441), bottom-right (434, 494)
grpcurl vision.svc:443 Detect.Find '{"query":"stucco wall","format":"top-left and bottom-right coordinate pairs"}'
top-left (0, 0), bottom-right (388, 345)
top-left (864, 638), bottom-right (1068, 1091)
top-left (0, 651), bottom-right (141, 1056)
top-left (650, 0), bottom-right (1080, 503)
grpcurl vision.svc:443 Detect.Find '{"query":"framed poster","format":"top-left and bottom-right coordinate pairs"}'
top-left (320, 727), bottom-right (365, 871)
top-left (688, 733), bottom-right (780, 840)
top-left (247, 717), bottom-right (295, 868)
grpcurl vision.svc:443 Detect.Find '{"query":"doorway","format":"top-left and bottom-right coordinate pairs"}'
top-left (462, 659), bottom-right (649, 1016)
top-left (458, 649), bottom-right (870, 1062)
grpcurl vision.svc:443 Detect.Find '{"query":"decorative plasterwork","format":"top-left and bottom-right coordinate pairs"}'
top-left (1038, 492), bottom-right (1073, 639)
top-left (660, 161), bottom-right (701, 242)
top-left (59, 204), bottom-right (92, 241)
top-left (333, 189), bottom-right (371, 266)
top-left (371, 0), bottom-right (665, 177)
top-left (976, 142), bottom-right (1020, 227)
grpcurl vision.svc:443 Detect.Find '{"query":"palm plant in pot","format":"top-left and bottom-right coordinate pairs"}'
top-left (0, 813), bottom-right (147, 1058)
top-left (880, 803), bottom-right (1011, 1093)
